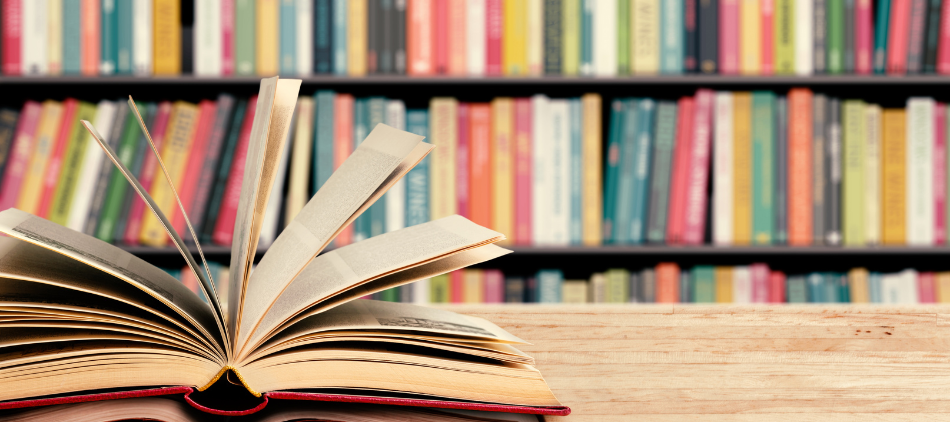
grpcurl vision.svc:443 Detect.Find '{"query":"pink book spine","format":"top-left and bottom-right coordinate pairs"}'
top-left (718, 0), bottom-right (739, 74)
top-left (887, 0), bottom-right (910, 74)
top-left (37, 99), bottom-right (79, 218)
top-left (0, 101), bottom-right (39, 209)
top-left (456, 103), bottom-right (470, 219)
top-left (938, 0), bottom-right (950, 73)
top-left (484, 269), bottom-right (504, 303)
top-left (683, 90), bottom-right (714, 245)
top-left (760, 0), bottom-right (774, 75)
top-left (485, 0), bottom-right (502, 76)
top-left (750, 263), bottom-right (770, 303)
top-left (212, 96), bottom-right (257, 246)
top-left (222, 0), bottom-right (235, 75)
top-left (919, 272), bottom-right (936, 303)
top-left (769, 271), bottom-right (786, 303)
top-left (173, 101), bottom-right (217, 235)
top-left (666, 97), bottom-right (695, 244)
top-left (513, 98), bottom-right (532, 245)
top-left (433, 0), bottom-right (448, 74)
top-left (936, 103), bottom-right (947, 244)
top-left (855, 0), bottom-right (873, 74)
top-left (124, 102), bottom-right (172, 245)
top-left (1, 0), bottom-right (20, 75)
top-left (450, 270), bottom-right (464, 303)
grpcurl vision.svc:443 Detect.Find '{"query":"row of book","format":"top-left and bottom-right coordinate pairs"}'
top-left (8, 0), bottom-right (950, 77)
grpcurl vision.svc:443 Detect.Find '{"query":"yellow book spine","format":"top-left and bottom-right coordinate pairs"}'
top-left (732, 92), bottom-right (753, 245)
top-left (740, 0), bottom-right (761, 75)
top-left (562, 0), bottom-right (580, 75)
top-left (881, 109), bottom-right (906, 245)
top-left (429, 97), bottom-right (458, 220)
top-left (562, 280), bottom-right (588, 303)
top-left (256, 0), bottom-right (279, 76)
top-left (936, 272), bottom-right (950, 303)
top-left (492, 98), bottom-right (514, 244)
top-left (582, 93), bottom-right (602, 246)
top-left (632, 0), bottom-right (660, 74)
top-left (430, 274), bottom-right (450, 303)
top-left (464, 270), bottom-right (484, 303)
top-left (842, 100), bottom-right (865, 246)
top-left (139, 102), bottom-right (199, 247)
top-left (48, 0), bottom-right (63, 75)
top-left (849, 268), bottom-right (870, 303)
top-left (864, 105), bottom-right (882, 244)
top-left (153, 0), bottom-right (180, 75)
top-left (715, 267), bottom-right (733, 303)
top-left (348, 0), bottom-right (367, 76)
top-left (18, 101), bottom-right (63, 214)
top-left (503, 0), bottom-right (527, 75)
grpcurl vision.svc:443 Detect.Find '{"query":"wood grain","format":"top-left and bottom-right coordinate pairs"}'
top-left (441, 305), bottom-right (950, 421)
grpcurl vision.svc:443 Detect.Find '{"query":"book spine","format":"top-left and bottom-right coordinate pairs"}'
top-left (63, 0), bottom-right (81, 74)
top-left (514, 98), bottom-right (533, 244)
top-left (713, 92), bottom-right (734, 245)
top-left (569, 99), bottom-right (583, 243)
top-left (683, 90), bottom-right (713, 245)
top-left (190, 95), bottom-right (235, 235)
top-left (788, 88), bottom-right (814, 245)
top-left (826, 98), bottom-right (842, 245)
top-left (660, 0), bottom-right (683, 73)
top-left (428, 273), bottom-right (448, 303)
top-left (874, 0), bottom-right (891, 73)
top-left (922, 0), bottom-right (941, 72)
top-left (750, 263), bottom-right (770, 303)
top-left (698, 0), bottom-right (718, 73)
top-left (544, 0), bottom-right (562, 74)
top-left (491, 98), bottom-right (514, 243)
top-left (114, 0), bottom-right (131, 74)
top-left (383, 100), bottom-right (406, 232)
top-left (448, 0), bottom-right (467, 75)
top-left (211, 97), bottom-right (255, 246)
top-left (667, 96), bottom-right (695, 244)
top-left (200, 100), bottom-right (243, 242)
top-left (939, 273), bottom-right (950, 302)
top-left (919, 272), bottom-right (936, 302)
top-left (456, 102), bottom-right (470, 219)
top-left (655, 263), bottom-right (680, 303)
top-left (936, 103), bottom-right (946, 244)
top-left (466, 0), bottom-right (485, 75)
top-left (739, 0), bottom-right (759, 74)
top-left (732, 266), bottom-right (752, 303)
top-left (646, 101), bottom-right (678, 243)
top-left (0, 101), bottom-right (39, 210)
top-left (617, 0), bottom-right (629, 74)
top-left (732, 92), bottom-right (752, 244)
top-left (484, 0), bottom-right (501, 75)
top-left (603, 99), bottom-right (623, 243)
top-left (194, 0), bottom-right (223, 76)
top-left (774, 0), bottom-right (793, 74)
top-left (100, 0), bottom-right (116, 74)
top-left (613, 100), bottom-right (636, 244)
top-left (2, 0), bottom-right (20, 75)
top-left (630, 99), bottom-right (655, 244)
top-left (531, 95), bottom-right (550, 243)
top-left (466, 103), bottom-right (492, 230)
top-left (881, 108), bottom-right (906, 244)
top-left (769, 271), bottom-right (786, 303)
top-left (314, 0), bottom-right (331, 73)
top-left (855, 0), bottom-right (872, 74)
top-left (685, 0), bottom-right (697, 72)
top-left (65, 101), bottom-right (117, 232)
top-left (527, 0), bottom-right (543, 75)
top-left (887, 0), bottom-right (910, 74)
top-left (332, 0), bottom-right (347, 75)
top-left (714, 267), bottom-right (733, 302)
top-left (939, 0), bottom-right (950, 73)
top-left (562, 0), bottom-right (579, 75)
top-left (553, 100), bottom-right (572, 244)
top-left (80, 0), bottom-right (99, 75)
top-left (906, 0), bottom-right (927, 73)
top-left (691, 266), bottom-right (714, 302)
top-left (407, 0), bottom-right (432, 75)
top-left (774, 96), bottom-right (788, 244)
top-left (826, 0), bottom-right (843, 73)
top-left (760, 0), bottom-right (773, 75)
top-left (432, 0), bottom-right (447, 73)
top-left (22, 0), bottom-right (48, 75)
top-left (751, 91), bottom-right (775, 244)
top-left (581, 93), bottom-right (602, 245)
top-left (537, 270), bottom-right (563, 303)
top-left (580, 0), bottom-right (593, 75)
top-left (313, 90), bottom-right (335, 193)
top-left (865, 104), bottom-right (882, 244)
top-left (277, 0), bottom-right (296, 74)
top-left (46, 102), bottom-right (92, 225)
top-left (152, 0), bottom-right (178, 74)
top-left (842, 0), bottom-right (854, 73)
top-left (131, 0), bottom-right (152, 75)
top-left (83, 103), bottom-right (126, 235)
top-left (631, 0), bottom-right (659, 75)
top-left (96, 109), bottom-right (138, 241)
top-left (429, 97), bottom-right (458, 224)
top-left (448, 270), bottom-right (463, 303)
top-left (794, 0), bottom-right (813, 75)
top-left (352, 99), bottom-right (369, 240)
top-left (235, 0), bottom-right (255, 75)
top-left (719, 0), bottom-right (739, 74)
top-left (405, 109), bottom-right (429, 230)
top-left (812, 94), bottom-right (827, 243)
top-left (0, 109), bottom-right (19, 200)
top-left (18, 101), bottom-right (63, 214)
top-left (220, 0), bottom-right (234, 75)
top-left (173, 100), bottom-right (217, 235)
top-left (848, 268), bottom-right (869, 302)
top-left (504, 0), bottom-right (527, 75)
top-left (256, 0), bottom-right (278, 75)
top-left (124, 102), bottom-right (170, 244)
top-left (907, 98), bottom-right (935, 245)
top-left (814, 0), bottom-right (826, 73)
top-left (842, 100), bottom-right (865, 246)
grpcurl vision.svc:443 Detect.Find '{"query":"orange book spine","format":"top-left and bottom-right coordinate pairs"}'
top-left (469, 103), bottom-right (493, 229)
top-left (407, 0), bottom-right (433, 75)
top-left (788, 88), bottom-right (813, 245)
top-left (881, 109), bottom-right (906, 244)
top-left (333, 94), bottom-right (355, 246)
top-left (447, 0), bottom-right (467, 75)
top-left (153, 0), bottom-right (180, 75)
top-left (80, 0), bottom-right (100, 75)
top-left (656, 262), bottom-right (681, 303)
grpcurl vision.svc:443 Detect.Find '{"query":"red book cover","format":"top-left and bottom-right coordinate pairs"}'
top-left (450, 269), bottom-right (464, 303)
top-left (2, 0), bottom-right (20, 75)
top-left (211, 96), bottom-right (257, 246)
top-left (407, 0), bottom-right (433, 75)
top-left (0, 101), bottom-right (40, 210)
top-left (887, 0), bottom-right (911, 74)
top-left (332, 94), bottom-right (354, 246)
top-left (935, 103), bottom-right (947, 244)
top-left (81, 0), bottom-right (100, 76)
top-left (124, 102), bottom-right (173, 245)
top-left (750, 263), bottom-right (770, 303)
top-left (938, 0), bottom-right (950, 73)
top-left (718, 0), bottom-right (739, 74)
top-left (666, 96), bottom-right (694, 244)
top-left (760, 0), bottom-right (774, 75)
top-left (919, 272), bottom-right (936, 303)
top-left (433, 0), bottom-right (448, 74)
top-left (484, 269), bottom-right (504, 303)
top-left (447, 0), bottom-right (467, 75)
top-left (468, 103), bottom-right (492, 229)
top-left (37, 99), bottom-right (79, 218)
top-left (683, 90), bottom-right (714, 245)
top-left (768, 271), bottom-right (786, 303)
top-left (513, 98), bottom-right (532, 245)
top-left (456, 103), bottom-right (470, 219)
top-left (221, 0), bottom-right (235, 75)
top-left (486, 0), bottom-right (503, 75)
top-left (173, 100), bottom-right (217, 236)
top-left (855, 0), bottom-right (873, 74)
top-left (788, 88), bottom-right (813, 246)
top-left (655, 262), bottom-right (681, 303)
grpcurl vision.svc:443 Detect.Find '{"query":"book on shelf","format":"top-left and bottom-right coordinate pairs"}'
top-left (0, 77), bottom-right (568, 418)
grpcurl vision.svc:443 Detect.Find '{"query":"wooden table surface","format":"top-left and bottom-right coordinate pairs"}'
top-left (444, 305), bottom-right (950, 422)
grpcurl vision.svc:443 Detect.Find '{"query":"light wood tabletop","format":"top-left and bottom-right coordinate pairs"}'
top-left (445, 305), bottom-right (950, 422)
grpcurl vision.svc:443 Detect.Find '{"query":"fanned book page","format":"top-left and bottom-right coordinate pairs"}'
top-left (0, 78), bottom-right (569, 418)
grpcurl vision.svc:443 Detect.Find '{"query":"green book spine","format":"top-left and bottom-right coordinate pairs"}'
top-left (617, 0), bottom-right (630, 75)
top-left (826, 0), bottom-right (844, 74)
top-left (431, 274), bottom-right (450, 303)
top-left (367, 97), bottom-right (387, 237)
top-left (201, 100), bottom-right (248, 243)
top-left (85, 104), bottom-right (129, 236)
top-left (842, 100), bottom-right (865, 245)
top-left (313, 90), bottom-right (336, 194)
top-left (116, 0), bottom-right (133, 74)
top-left (692, 266), bottom-right (716, 303)
top-left (603, 99), bottom-right (624, 243)
top-left (113, 103), bottom-right (157, 242)
top-left (101, 0), bottom-right (117, 74)
top-left (562, 0), bottom-right (580, 75)
top-left (751, 92), bottom-right (775, 244)
top-left (614, 100), bottom-right (637, 243)
top-left (96, 109), bottom-right (141, 241)
top-left (774, 0), bottom-right (795, 74)
top-left (49, 102), bottom-right (97, 226)
top-left (379, 287), bottom-right (399, 302)
top-left (787, 275), bottom-right (808, 302)
top-left (605, 269), bottom-right (630, 303)
top-left (235, 0), bottom-right (256, 75)
top-left (646, 101), bottom-right (677, 243)
top-left (544, 0), bottom-right (563, 74)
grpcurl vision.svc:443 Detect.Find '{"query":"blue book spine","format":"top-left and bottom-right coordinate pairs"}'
top-left (115, 0), bottom-right (133, 74)
top-left (353, 99), bottom-right (370, 241)
top-left (333, 0), bottom-right (348, 75)
top-left (101, 0), bottom-right (117, 74)
top-left (405, 110), bottom-right (429, 227)
top-left (569, 99), bottom-right (583, 244)
top-left (580, 0), bottom-right (593, 75)
top-left (313, 90), bottom-right (335, 195)
top-left (603, 99), bottom-right (624, 243)
top-left (63, 0), bottom-right (82, 74)
top-left (279, 0), bottom-right (296, 74)
top-left (614, 100), bottom-right (638, 244)
top-left (630, 98), bottom-right (655, 244)
top-left (838, 274), bottom-right (851, 302)
top-left (537, 270), bottom-right (563, 303)
top-left (660, 0), bottom-right (684, 73)
top-left (868, 273), bottom-right (882, 303)
top-left (873, 0), bottom-right (891, 74)
top-left (824, 274), bottom-right (839, 303)
top-left (315, 0), bottom-right (333, 73)
top-left (807, 273), bottom-right (824, 303)
top-left (367, 97), bottom-right (388, 236)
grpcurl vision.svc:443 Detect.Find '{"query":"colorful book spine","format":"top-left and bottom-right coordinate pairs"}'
top-left (814, 0), bottom-right (826, 73)
top-left (256, 0), bottom-right (279, 75)
top-left (631, 0), bottom-right (659, 75)
top-left (0, 109), bottom-right (20, 198)
top-left (190, 95), bottom-right (235, 235)
top-left (2, 0), bottom-right (21, 75)
top-left (769, 271), bottom-right (786, 303)
top-left (201, 100), bottom-right (245, 243)
top-left (659, 0), bottom-right (683, 73)
top-left (469, 103), bottom-right (492, 229)
top-left (774, 0), bottom-right (793, 74)
top-left (96, 107), bottom-right (145, 242)
top-left (842, 0), bottom-right (854, 73)
top-left (63, 0), bottom-right (81, 74)
top-left (562, 0), bottom-right (579, 75)
top-left (235, 0), bottom-right (255, 75)
top-left (0, 101), bottom-right (39, 210)
top-left (739, 0), bottom-right (760, 74)
top-left (826, 98), bottom-right (842, 245)
top-left (751, 91), bottom-right (775, 244)
top-left (503, 0), bottom-right (527, 75)
top-left (100, 0), bottom-right (116, 74)
top-left (603, 100), bottom-right (623, 242)
top-left (907, 97), bottom-right (935, 245)
top-left (279, 0), bottom-right (296, 74)
top-left (85, 103), bottom-right (128, 236)
top-left (173, 100), bottom-right (217, 236)
top-left (774, 96), bottom-right (788, 244)
top-left (579, 0), bottom-right (593, 75)
top-left (697, 0), bottom-right (718, 73)
top-left (332, 0), bottom-right (347, 75)
top-left (581, 94), bottom-right (602, 245)
top-left (719, 0), bottom-right (739, 74)
top-left (683, 90), bottom-right (713, 244)
top-left (114, 0), bottom-right (131, 74)
top-left (514, 98), bottom-right (532, 244)
top-left (456, 102), bottom-right (470, 218)
top-left (433, 0), bottom-right (448, 73)
top-left (17, 101), bottom-right (64, 215)
top-left (684, 0), bottom-right (697, 72)
top-left (864, 105), bottom-right (882, 245)
top-left (80, 0), bottom-right (100, 75)
top-left (646, 101), bottom-right (678, 243)
top-left (715, 266), bottom-right (733, 302)
top-left (221, 0), bottom-right (234, 75)
top-left (314, 0), bottom-right (332, 73)
top-left (935, 103), bottom-right (946, 244)
top-left (750, 263), bottom-right (769, 303)
top-left (692, 266), bottom-right (715, 302)
top-left (826, 0), bottom-right (844, 73)
top-left (569, 99), bottom-right (583, 243)
top-left (855, 0), bottom-right (872, 74)
top-left (874, 0), bottom-right (891, 73)
top-left (881, 108), bottom-right (906, 244)
top-left (812, 94), bottom-right (827, 242)
top-left (486, 0), bottom-right (502, 75)
top-left (794, 0), bottom-right (812, 75)
top-left (923, 0), bottom-right (941, 73)
top-left (405, 109), bottom-right (430, 229)
top-left (152, 0), bottom-right (178, 74)
top-left (655, 263), bottom-right (680, 303)
top-left (429, 97), bottom-right (458, 221)
top-left (468, 0), bottom-right (486, 76)
top-left (448, 0), bottom-right (468, 75)
top-left (296, 0), bottom-right (313, 75)
top-left (211, 96), bottom-right (256, 246)
top-left (842, 100), bottom-right (865, 246)
top-left (491, 98), bottom-right (514, 243)
top-left (407, 0), bottom-right (432, 75)
top-left (760, 0), bottom-right (773, 74)
top-left (713, 92), bottom-right (734, 245)
top-left (732, 92), bottom-right (752, 244)
top-left (124, 101), bottom-right (171, 244)
top-left (906, 0), bottom-right (927, 73)
top-left (48, 102), bottom-right (96, 226)
top-left (526, 0), bottom-right (543, 75)
top-left (617, 0), bottom-right (630, 74)
top-left (788, 89), bottom-right (813, 245)
top-left (667, 96), bottom-right (694, 244)
top-left (887, 0), bottom-right (910, 74)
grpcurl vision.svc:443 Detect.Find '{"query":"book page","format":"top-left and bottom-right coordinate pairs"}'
top-left (236, 123), bottom-right (430, 352)
top-left (248, 402), bottom-right (543, 422)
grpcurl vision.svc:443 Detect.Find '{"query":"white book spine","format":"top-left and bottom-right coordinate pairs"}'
top-left (526, 0), bottom-right (543, 75)
top-left (713, 92), bottom-right (734, 245)
top-left (67, 101), bottom-right (118, 232)
top-left (907, 98), bottom-right (935, 245)
top-left (794, 0), bottom-right (813, 75)
top-left (732, 266), bottom-right (752, 303)
top-left (296, 0), bottom-right (313, 75)
top-left (550, 99), bottom-right (572, 245)
top-left (466, 0), bottom-right (486, 76)
top-left (47, 0), bottom-right (63, 75)
top-left (531, 95), bottom-right (552, 244)
top-left (133, 0), bottom-right (153, 75)
top-left (286, 98), bottom-right (313, 223)
top-left (413, 277), bottom-right (431, 304)
top-left (260, 113), bottom-right (296, 247)
top-left (864, 105), bottom-right (882, 245)
top-left (194, 0), bottom-right (223, 76)
top-left (21, 0), bottom-right (48, 75)
top-left (883, 270), bottom-right (920, 303)
top-left (592, 0), bottom-right (617, 76)
top-left (385, 100), bottom-right (407, 233)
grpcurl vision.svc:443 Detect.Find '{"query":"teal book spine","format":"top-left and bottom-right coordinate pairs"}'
top-left (873, 0), bottom-right (891, 74)
top-left (333, 0), bottom-right (348, 75)
top-left (405, 110), bottom-right (430, 227)
top-left (313, 90), bottom-right (335, 195)
top-left (787, 275), bottom-right (809, 302)
top-left (807, 273), bottom-right (824, 302)
top-left (603, 99), bottom-right (624, 243)
top-left (827, 0), bottom-right (844, 74)
top-left (630, 99), bottom-right (655, 244)
top-left (538, 270), bottom-right (564, 303)
top-left (63, 0), bottom-right (82, 74)
top-left (660, 0), bottom-right (684, 73)
top-left (824, 273), bottom-right (840, 303)
top-left (315, 0), bottom-right (333, 73)
top-left (580, 0), bottom-right (593, 75)
top-left (692, 266), bottom-right (715, 303)
top-left (868, 273), bottom-right (882, 302)
top-left (279, 0), bottom-right (296, 74)
top-left (614, 100), bottom-right (637, 244)
top-left (838, 274), bottom-right (851, 302)
top-left (353, 99), bottom-right (371, 241)
top-left (101, 0), bottom-right (117, 74)
top-left (752, 91), bottom-right (775, 245)
top-left (235, 0), bottom-right (256, 75)
top-left (680, 269), bottom-right (691, 303)
top-left (367, 97), bottom-right (387, 237)
top-left (569, 99), bottom-right (583, 244)
top-left (115, 0), bottom-right (133, 74)
top-left (201, 100), bottom-right (248, 243)
top-left (646, 101), bottom-right (677, 243)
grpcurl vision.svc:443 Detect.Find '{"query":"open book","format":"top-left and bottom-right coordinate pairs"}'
top-left (0, 78), bottom-right (568, 418)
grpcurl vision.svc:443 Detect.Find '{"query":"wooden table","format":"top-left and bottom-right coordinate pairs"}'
top-left (445, 305), bottom-right (950, 421)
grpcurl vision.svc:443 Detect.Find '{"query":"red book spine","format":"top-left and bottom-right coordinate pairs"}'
top-left (0, 101), bottom-right (40, 209)
top-left (81, 0), bottom-right (100, 75)
top-left (211, 97), bottom-right (257, 246)
top-left (666, 97), bottom-right (695, 244)
top-left (938, 0), bottom-right (950, 73)
top-left (760, 0), bottom-right (774, 75)
top-left (468, 103), bottom-right (492, 229)
top-left (37, 99), bottom-right (79, 218)
top-left (750, 263), bottom-right (770, 303)
top-left (655, 263), bottom-right (681, 303)
top-left (450, 269), bottom-right (464, 303)
top-left (180, 266), bottom-right (200, 295)
top-left (936, 103), bottom-right (947, 244)
top-left (919, 272), bottom-right (936, 303)
top-left (683, 90), bottom-right (714, 245)
top-left (855, 0), bottom-right (873, 74)
top-left (768, 271), bottom-right (786, 303)
top-left (483, 269), bottom-right (504, 303)
top-left (124, 102), bottom-right (173, 245)
top-left (513, 98), bottom-right (532, 245)
top-left (332, 94), bottom-right (354, 246)
top-left (407, 0), bottom-right (433, 75)
top-left (433, 0), bottom-right (448, 74)
top-left (485, 0), bottom-right (502, 75)
top-left (173, 100), bottom-right (217, 236)
top-left (887, 0), bottom-right (911, 74)
top-left (456, 103), bottom-right (470, 219)
top-left (718, 0), bottom-right (739, 74)
top-left (222, 0), bottom-right (235, 75)
top-left (2, 0), bottom-right (20, 75)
